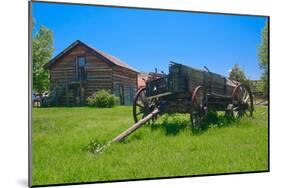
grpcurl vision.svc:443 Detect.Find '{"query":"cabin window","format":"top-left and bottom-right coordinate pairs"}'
top-left (76, 56), bottom-right (87, 81)
top-left (78, 56), bottom-right (86, 67)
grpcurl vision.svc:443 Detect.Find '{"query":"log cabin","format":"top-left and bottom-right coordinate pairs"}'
top-left (43, 40), bottom-right (138, 106)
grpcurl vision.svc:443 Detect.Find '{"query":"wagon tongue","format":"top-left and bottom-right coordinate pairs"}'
top-left (111, 108), bottom-right (160, 143)
top-left (92, 108), bottom-right (160, 154)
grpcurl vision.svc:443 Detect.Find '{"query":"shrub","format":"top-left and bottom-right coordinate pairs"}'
top-left (86, 90), bottom-right (119, 108)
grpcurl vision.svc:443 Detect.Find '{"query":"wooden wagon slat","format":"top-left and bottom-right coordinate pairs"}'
top-left (147, 92), bottom-right (172, 99)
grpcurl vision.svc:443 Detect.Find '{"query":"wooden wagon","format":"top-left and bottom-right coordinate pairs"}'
top-left (133, 62), bottom-right (254, 128)
top-left (93, 62), bottom-right (254, 152)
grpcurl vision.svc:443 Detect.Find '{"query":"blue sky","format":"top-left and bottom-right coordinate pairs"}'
top-left (32, 2), bottom-right (267, 80)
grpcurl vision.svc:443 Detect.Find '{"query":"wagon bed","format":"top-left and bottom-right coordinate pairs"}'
top-left (146, 62), bottom-right (238, 99)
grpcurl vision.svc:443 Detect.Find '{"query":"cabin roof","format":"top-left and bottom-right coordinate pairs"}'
top-left (44, 40), bottom-right (139, 73)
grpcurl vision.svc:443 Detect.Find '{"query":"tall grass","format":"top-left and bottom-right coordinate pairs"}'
top-left (32, 106), bottom-right (268, 186)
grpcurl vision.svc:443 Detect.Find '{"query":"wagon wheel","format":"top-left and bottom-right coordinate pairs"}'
top-left (133, 87), bottom-right (157, 123)
top-left (231, 84), bottom-right (254, 118)
top-left (190, 86), bottom-right (208, 129)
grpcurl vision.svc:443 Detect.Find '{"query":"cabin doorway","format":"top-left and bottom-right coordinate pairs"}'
top-left (124, 86), bottom-right (136, 105)
top-left (114, 83), bottom-right (136, 105)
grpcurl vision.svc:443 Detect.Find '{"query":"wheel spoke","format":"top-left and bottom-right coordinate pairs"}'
top-left (191, 86), bottom-right (207, 128)
top-left (243, 94), bottom-right (249, 103)
top-left (136, 110), bottom-right (144, 116)
top-left (194, 92), bottom-right (204, 108)
top-left (233, 111), bottom-right (239, 118)
top-left (136, 102), bottom-right (144, 108)
top-left (139, 93), bottom-right (145, 104)
top-left (242, 88), bottom-right (247, 99)
top-left (232, 84), bottom-right (253, 118)
top-left (242, 89), bottom-right (246, 100)
top-left (233, 106), bottom-right (239, 111)
top-left (239, 87), bottom-right (243, 100)
top-left (133, 88), bottom-right (148, 123)
top-left (133, 87), bottom-right (158, 123)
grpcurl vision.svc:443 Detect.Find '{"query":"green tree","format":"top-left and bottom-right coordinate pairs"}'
top-left (32, 21), bottom-right (54, 93)
top-left (258, 21), bottom-right (269, 97)
top-left (229, 64), bottom-right (247, 83)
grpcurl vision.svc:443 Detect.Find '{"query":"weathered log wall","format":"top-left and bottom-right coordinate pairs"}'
top-left (48, 43), bottom-right (137, 105)
top-left (112, 66), bottom-right (138, 105)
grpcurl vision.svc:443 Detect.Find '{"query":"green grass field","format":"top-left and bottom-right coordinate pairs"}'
top-left (32, 105), bottom-right (268, 186)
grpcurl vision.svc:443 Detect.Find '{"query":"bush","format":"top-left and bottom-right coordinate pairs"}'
top-left (86, 90), bottom-right (119, 108)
